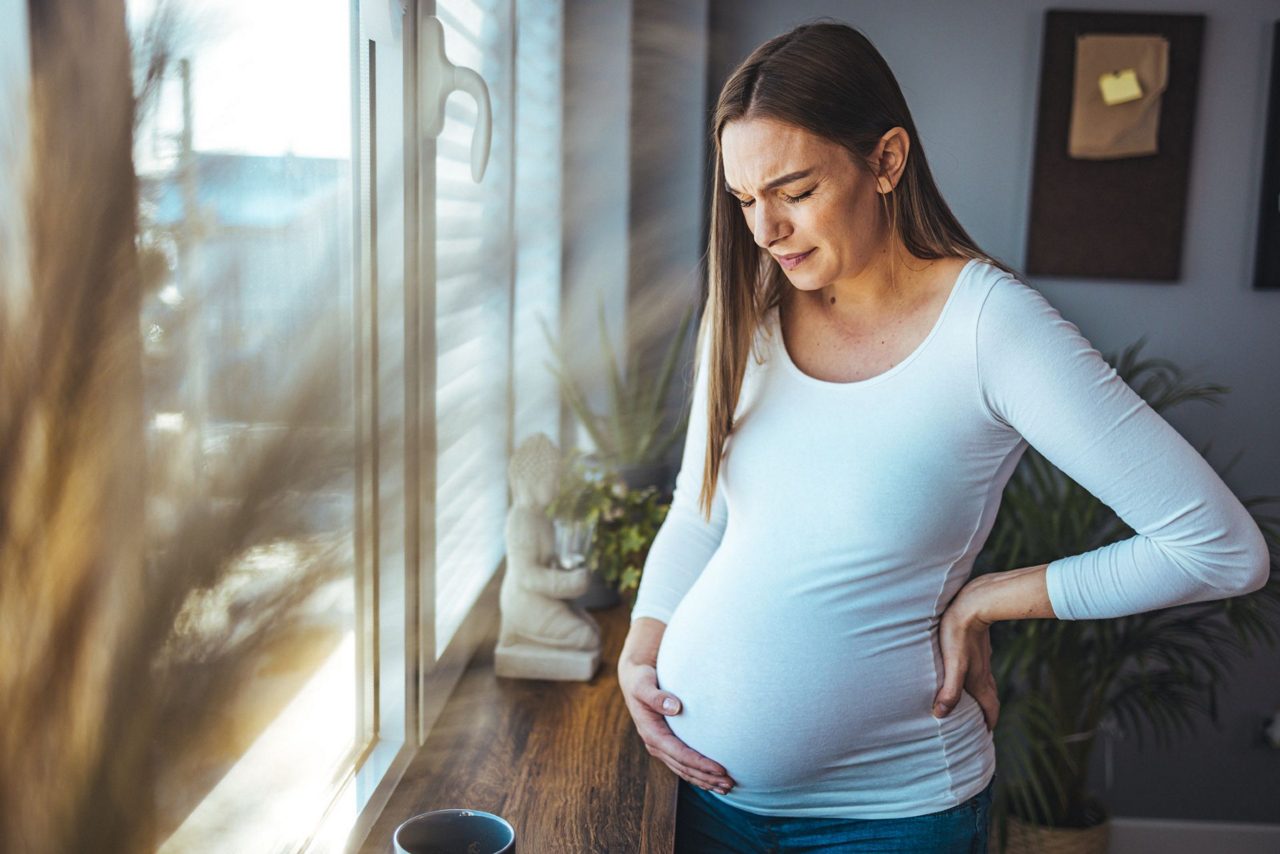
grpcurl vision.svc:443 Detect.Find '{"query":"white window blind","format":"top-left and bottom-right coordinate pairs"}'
top-left (512, 0), bottom-right (563, 447)
top-left (433, 0), bottom-right (563, 654)
top-left (433, 0), bottom-right (513, 653)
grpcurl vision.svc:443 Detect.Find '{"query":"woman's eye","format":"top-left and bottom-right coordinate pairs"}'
top-left (735, 189), bottom-right (814, 208)
top-left (783, 189), bottom-right (815, 204)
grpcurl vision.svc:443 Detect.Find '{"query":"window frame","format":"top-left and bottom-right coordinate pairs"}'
top-left (323, 0), bottom-right (542, 848)
top-left (6, 0), bottom-right (558, 846)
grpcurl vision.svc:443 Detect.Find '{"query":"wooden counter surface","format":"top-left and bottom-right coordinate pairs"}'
top-left (360, 594), bottom-right (677, 853)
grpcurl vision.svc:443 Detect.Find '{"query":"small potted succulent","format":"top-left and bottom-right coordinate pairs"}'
top-left (546, 450), bottom-right (671, 609)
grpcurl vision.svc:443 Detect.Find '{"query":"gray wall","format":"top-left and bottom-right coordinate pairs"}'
top-left (706, 0), bottom-right (1280, 825)
top-left (561, 0), bottom-right (633, 455)
top-left (563, 0), bottom-right (710, 473)
top-left (626, 0), bottom-right (710, 460)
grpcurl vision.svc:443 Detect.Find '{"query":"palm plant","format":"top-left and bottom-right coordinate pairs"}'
top-left (979, 337), bottom-right (1280, 851)
top-left (539, 291), bottom-right (695, 477)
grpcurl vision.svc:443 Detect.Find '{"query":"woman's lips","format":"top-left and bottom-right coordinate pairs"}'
top-left (776, 249), bottom-right (814, 271)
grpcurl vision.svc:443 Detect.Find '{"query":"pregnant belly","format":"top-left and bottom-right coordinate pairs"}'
top-left (655, 580), bottom-right (941, 793)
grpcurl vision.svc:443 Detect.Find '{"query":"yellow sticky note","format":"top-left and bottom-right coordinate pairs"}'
top-left (1099, 69), bottom-right (1143, 106)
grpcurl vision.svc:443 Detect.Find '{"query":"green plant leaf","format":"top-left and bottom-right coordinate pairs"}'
top-left (982, 337), bottom-right (1279, 830)
top-left (595, 293), bottom-right (633, 464)
top-left (540, 312), bottom-right (619, 458)
top-left (633, 303), bottom-right (695, 460)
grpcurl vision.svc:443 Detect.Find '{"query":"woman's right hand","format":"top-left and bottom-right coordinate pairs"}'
top-left (617, 656), bottom-right (736, 795)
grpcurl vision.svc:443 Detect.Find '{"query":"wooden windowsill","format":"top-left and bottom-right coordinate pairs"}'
top-left (359, 591), bottom-right (677, 853)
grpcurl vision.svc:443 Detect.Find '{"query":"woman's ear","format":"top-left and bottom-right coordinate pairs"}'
top-left (873, 127), bottom-right (910, 194)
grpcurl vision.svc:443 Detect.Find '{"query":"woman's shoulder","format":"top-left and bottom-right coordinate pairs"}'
top-left (965, 256), bottom-right (1025, 290)
top-left (968, 259), bottom-right (1050, 317)
top-left (971, 263), bottom-right (1083, 359)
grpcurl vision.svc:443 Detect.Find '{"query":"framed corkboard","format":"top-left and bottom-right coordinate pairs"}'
top-left (1025, 10), bottom-right (1205, 281)
top-left (1255, 21), bottom-right (1280, 291)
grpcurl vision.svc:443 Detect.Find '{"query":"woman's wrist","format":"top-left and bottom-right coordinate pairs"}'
top-left (957, 564), bottom-right (1055, 625)
top-left (621, 616), bottom-right (666, 666)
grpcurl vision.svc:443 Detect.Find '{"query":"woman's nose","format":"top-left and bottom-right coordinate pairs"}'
top-left (753, 203), bottom-right (787, 249)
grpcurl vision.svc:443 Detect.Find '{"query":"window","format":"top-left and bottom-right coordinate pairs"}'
top-left (130, 1), bottom-right (360, 849)
top-left (121, 0), bottom-right (563, 849)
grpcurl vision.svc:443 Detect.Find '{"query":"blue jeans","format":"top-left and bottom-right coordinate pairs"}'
top-left (675, 775), bottom-right (995, 853)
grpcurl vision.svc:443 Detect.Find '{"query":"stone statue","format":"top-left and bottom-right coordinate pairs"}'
top-left (494, 433), bottom-right (601, 681)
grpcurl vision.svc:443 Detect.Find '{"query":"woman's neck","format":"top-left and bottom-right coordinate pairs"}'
top-left (794, 252), bottom-right (940, 334)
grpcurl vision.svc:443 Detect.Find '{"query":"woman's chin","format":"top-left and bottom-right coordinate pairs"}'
top-left (786, 273), bottom-right (826, 293)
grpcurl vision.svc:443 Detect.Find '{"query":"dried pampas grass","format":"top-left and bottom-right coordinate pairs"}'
top-left (1, 1), bottom-right (359, 851)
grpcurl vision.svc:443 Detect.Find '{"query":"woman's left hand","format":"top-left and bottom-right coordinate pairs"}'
top-left (932, 590), bottom-right (1000, 732)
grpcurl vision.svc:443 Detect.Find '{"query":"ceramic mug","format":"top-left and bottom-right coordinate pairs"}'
top-left (392, 809), bottom-right (516, 854)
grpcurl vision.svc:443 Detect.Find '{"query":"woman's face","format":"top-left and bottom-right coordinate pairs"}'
top-left (720, 117), bottom-right (899, 294)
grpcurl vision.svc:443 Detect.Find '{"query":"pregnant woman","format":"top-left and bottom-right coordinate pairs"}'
top-left (617, 19), bottom-right (1269, 854)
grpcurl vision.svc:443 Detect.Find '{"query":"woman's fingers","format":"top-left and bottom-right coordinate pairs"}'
top-left (633, 703), bottom-right (735, 787)
top-left (637, 672), bottom-right (683, 716)
top-left (983, 699), bottom-right (1000, 732)
top-left (651, 723), bottom-right (735, 786)
top-left (620, 660), bottom-right (674, 715)
top-left (933, 609), bottom-right (1002, 732)
top-left (625, 664), bottom-right (734, 778)
top-left (629, 700), bottom-right (735, 789)
top-left (976, 633), bottom-right (1000, 731)
top-left (619, 660), bottom-right (736, 790)
top-left (669, 760), bottom-right (731, 794)
top-left (972, 671), bottom-right (1001, 731)
top-left (933, 655), bottom-right (965, 718)
top-left (646, 744), bottom-right (728, 791)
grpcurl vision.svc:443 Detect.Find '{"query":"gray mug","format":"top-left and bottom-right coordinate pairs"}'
top-left (393, 809), bottom-right (516, 854)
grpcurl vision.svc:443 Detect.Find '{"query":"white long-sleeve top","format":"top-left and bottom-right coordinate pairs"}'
top-left (631, 258), bottom-right (1269, 820)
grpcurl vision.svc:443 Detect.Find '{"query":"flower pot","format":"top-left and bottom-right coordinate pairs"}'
top-left (991, 799), bottom-right (1110, 854)
top-left (571, 568), bottom-right (619, 610)
top-left (617, 461), bottom-right (674, 493)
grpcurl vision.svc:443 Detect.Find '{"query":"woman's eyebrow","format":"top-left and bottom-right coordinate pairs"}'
top-left (724, 168), bottom-right (815, 196)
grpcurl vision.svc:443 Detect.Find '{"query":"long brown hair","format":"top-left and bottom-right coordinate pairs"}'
top-left (695, 19), bottom-right (1019, 520)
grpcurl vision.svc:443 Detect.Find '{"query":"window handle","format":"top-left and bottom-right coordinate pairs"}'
top-left (419, 14), bottom-right (492, 182)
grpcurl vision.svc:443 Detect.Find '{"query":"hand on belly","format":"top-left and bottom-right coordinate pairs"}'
top-left (656, 602), bottom-right (941, 793)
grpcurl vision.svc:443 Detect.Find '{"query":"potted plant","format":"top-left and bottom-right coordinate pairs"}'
top-left (546, 449), bottom-right (672, 609)
top-left (539, 292), bottom-right (695, 491)
top-left (546, 451), bottom-right (614, 609)
top-left (979, 338), bottom-right (1280, 853)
